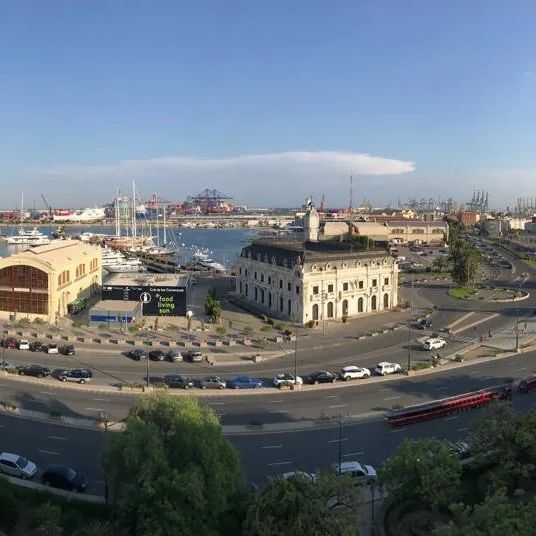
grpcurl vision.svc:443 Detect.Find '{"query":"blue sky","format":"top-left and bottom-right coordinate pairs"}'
top-left (1, 0), bottom-right (536, 208)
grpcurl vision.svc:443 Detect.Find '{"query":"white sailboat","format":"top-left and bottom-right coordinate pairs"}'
top-left (6, 193), bottom-right (50, 246)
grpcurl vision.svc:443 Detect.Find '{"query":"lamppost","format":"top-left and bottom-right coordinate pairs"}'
top-left (145, 340), bottom-right (150, 388)
top-left (2, 329), bottom-right (6, 369)
top-left (186, 310), bottom-right (193, 343)
top-left (293, 315), bottom-right (298, 381)
top-left (406, 320), bottom-right (411, 373)
top-left (337, 409), bottom-right (346, 473)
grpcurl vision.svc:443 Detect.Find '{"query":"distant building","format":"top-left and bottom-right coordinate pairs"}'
top-left (0, 241), bottom-right (102, 323)
top-left (235, 200), bottom-right (399, 324)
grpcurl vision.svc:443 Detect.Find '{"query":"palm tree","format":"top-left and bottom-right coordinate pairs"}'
top-left (433, 255), bottom-right (449, 273)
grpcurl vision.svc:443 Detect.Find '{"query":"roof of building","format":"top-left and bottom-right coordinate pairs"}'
top-left (103, 272), bottom-right (189, 287)
top-left (241, 239), bottom-right (391, 268)
top-left (90, 300), bottom-right (142, 312)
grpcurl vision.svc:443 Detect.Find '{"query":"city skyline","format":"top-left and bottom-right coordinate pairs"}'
top-left (2, 1), bottom-right (536, 207)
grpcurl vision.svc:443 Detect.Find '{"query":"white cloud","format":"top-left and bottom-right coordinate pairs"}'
top-left (31, 151), bottom-right (415, 207)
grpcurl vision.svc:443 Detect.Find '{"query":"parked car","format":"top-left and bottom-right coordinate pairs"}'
top-left (417, 319), bottom-right (433, 330)
top-left (29, 341), bottom-right (44, 352)
top-left (200, 376), bottom-right (227, 389)
top-left (282, 471), bottom-right (316, 483)
top-left (127, 349), bottom-right (146, 361)
top-left (227, 376), bottom-right (263, 389)
top-left (0, 452), bottom-right (37, 479)
top-left (334, 461), bottom-right (377, 485)
top-left (43, 344), bottom-right (58, 354)
top-left (17, 339), bottom-right (30, 350)
top-left (373, 362), bottom-right (402, 376)
top-left (166, 349), bottom-right (183, 362)
top-left (339, 366), bottom-right (371, 381)
top-left (186, 350), bottom-right (204, 363)
top-left (148, 350), bottom-right (166, 361)
top-left (450, 441), bottom-right (472, 460)
top-left (17, 364), bottom-right (51, 378)
top-left (58, 368), bottom-right (92, 384)
top-left (0, 360), bottom-right (16, 372)
top-left (305, 371), bottom-right (337, 385)
top-left (1, 337), bottom-right (17, 349)
top-left (273, 373), bottom-right (303, 387)
top-left (164, 374), bottom-right (194, 389)
top-left (42, 464), bottom-right (88, 492)
top-left (422, 338), bottom-right (446, 351)
top-left (59, 344), bottom-right (75, 356)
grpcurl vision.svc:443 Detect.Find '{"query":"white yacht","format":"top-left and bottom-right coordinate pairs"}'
top-left (6, 227), bottom-right (50, 246)
top-left (101, 247), bottom-right (146, 273)
top-left (191, 250), bottom-right (226, 272)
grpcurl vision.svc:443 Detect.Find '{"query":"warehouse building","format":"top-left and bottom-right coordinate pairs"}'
top-left (0, 241), bottom-right (102, 323)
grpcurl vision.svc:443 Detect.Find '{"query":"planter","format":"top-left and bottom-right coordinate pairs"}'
top-left (224, 339), bottom-right (236, 346)
top-left (241, 338), bottom-right (252, 346)
top-left (110, 338), bottom-right (125, 345)
top-left (214, 340), bottom-right (223, 347)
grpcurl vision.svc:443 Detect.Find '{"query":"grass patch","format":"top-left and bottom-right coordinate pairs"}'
top-left (412, 362), bottom-right (432, 371)
top-left (448, 287), bottom-right (477, 299)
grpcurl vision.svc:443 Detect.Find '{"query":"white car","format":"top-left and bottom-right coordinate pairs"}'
top-left (422, 338), bottom-right (446, 351)
top-left (374, 362), bottom-right (402, 376)
top-left (339, 366), bottom-right (371, 381)
top-left (282, 471), bottom-right (316, 483)
top-left (18, 339), bottom-right (30, 350)
top-left (273, 373), bottom-right (303, 387)
top-left (334, 461), bottom-right (377, 484)
top-left (0, 452), bottom-right (37, 479)
top-left (44, 344), bottom-right (59, 354)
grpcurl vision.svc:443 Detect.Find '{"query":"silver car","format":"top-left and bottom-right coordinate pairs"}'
top-left (0, 452), bottom-right (37, 479)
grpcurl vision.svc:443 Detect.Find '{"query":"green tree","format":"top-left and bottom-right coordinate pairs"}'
top-left (243, 473), bottom-right (360, 536)
top-left (435, 489), bottom-right (536, 536)
top-left (433, 255), bottom-right (450, 273)
top-left (102, 394), bottom-right (244, 536)
top-left (31, 502), bottom-right (63, 536)
top-left (204, 288), bottom-right (223, 323)
top-left (379, 438), bottom-right (461, 507)
top-left (469, 404), bottom-right (536, 492)
top-left (449, 243), bottom-right (480, 286)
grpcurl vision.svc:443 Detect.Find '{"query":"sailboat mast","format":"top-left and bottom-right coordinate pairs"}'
top-left (20, 193), bottom-right (24, 230)
top-left (155, 193), bottom-right (160, 248)
top-left (132, 181), bottom-right (137, 246)
top-left (163, 199), bottom-right (167, 247)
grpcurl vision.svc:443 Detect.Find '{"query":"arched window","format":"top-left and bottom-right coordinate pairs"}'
top-left (327, 301), bottom-right (334, 318)
top-left (358, 297), bottom-right (364, 313)
top-left (383, 293), bottom-right (389, 309)
top-left (342, 299), bottom-right (348, 316)
top-left (312, 303), bottom-right (319, 320)
top-left (371, 295), bottom-right (377, 311)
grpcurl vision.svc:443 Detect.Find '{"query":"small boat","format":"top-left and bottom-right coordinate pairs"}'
top-left (6, 227), bottom-right (50, 246)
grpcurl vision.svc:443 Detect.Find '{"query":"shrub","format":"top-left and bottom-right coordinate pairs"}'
top-left (18, 317), bottom-right (30, 326)
top-left (260, 325), bottom-right (272, 332)
top-left (0, 481), bottom-right (18, 532)
top-left (216, 326), bottom-right (227, 335)
top-left (33, 317), bottom-right (45, 325)
top-left (72, 320), bottom-right (84, 328)
top-left (243, 325), bottom-right (253, 334)
top-left (273, 322), bottom-right (283, 331)
top-left (412, 362), bottom-right (432, 371)
top-left (307, 320), bottom-right (315, 328)
top-left (98, 324), bottom-right (108, 331)
top-left (128, 325), bottom-right (140, 333)
top-left (267, 318), bottom-right (274, 326)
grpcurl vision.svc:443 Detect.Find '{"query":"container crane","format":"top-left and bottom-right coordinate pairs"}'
top-left (41, 194), bottom-right (53, 220)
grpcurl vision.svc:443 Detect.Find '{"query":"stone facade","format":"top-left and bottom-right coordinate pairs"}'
top-left (235, 240), bottom-right (399, 324)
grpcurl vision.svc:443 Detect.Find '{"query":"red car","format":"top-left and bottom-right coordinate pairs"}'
top-left (1, 338), bottom-right (17, 349)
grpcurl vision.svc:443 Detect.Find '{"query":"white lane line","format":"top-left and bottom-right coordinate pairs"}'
top-left (93, 398), bottom-right (110, 402)
top-left (268, 461), bottom-right (292, 466)
top-left (444, 416), bottom-right (459, 421)
top-left (389, 428), bottom-right (407, 433)
top-left (0, 424), bottom-right (4, 428)
top-left (269, 410), bottom-right (289, 414)
top-left (328, 438), bottom-right (348, 443)
top-left (457, 427), bottom-right (469, 432)
top-left (329, 404), bottom-right (347, 409)
top-left (323, 395), bottom-right (339, 399)
top-left (39, 450), bottom-right (59, 455)
top-left (261, 445), bottom-right (283, 449)
top-left (40, 392), bottom-right (55, 396)
top-left (268, 400), bottom-right (284, 404)
top-left (85, 407), bottom-right (104, 411)
top-left (384, 396), bottom-right (401, 401)
top-left (49, 436), bottom-right (66, 441)
top-left (343, 451), bottom-right (364, 457)
top-left (515, 367), bottom-right (528, 371)
top-left (434, 386), bottom-right (449, 391)
top-left (207, 402), bottom-right (227, 406)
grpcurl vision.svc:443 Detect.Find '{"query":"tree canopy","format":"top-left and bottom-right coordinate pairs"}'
top-left (379, 438), bottom-right (461, 507)
top-left (102, 394), bottom-right (244, 536)
top-left (204, 287), bottom-right (223, 323)
top-left (243, 472), bottom-right (360, 536)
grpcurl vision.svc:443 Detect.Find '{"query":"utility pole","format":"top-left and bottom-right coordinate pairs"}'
top-left (337, 409), bottom-right (344, 473)
top-left (2, 329), bottom-right (5, 369)
top-left (406, 320), bottom-right (411, 373)
top-left (294, 316), bottom-right (298, 381)
top-left (145, 341), bottom-right (150, 388)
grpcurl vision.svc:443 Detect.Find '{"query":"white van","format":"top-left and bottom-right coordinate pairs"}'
top-left (422, 338), bottom-right (446, 351)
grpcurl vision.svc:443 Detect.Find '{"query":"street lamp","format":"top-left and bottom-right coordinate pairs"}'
top-left (186, 310), bottom-right (194, 343)
top-left (145, 340), bottom-right (150, 388)
top-left (2, 329), bottom-right (6, 370)
top-left (406, 320), bottom-right (411, 373)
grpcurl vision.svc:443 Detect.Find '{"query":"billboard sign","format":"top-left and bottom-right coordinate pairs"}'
top-left (102, 285), bottom-right (186, 316)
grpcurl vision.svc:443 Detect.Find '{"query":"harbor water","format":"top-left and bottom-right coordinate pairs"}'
top-left (0, 226), bottom-right (257, 268)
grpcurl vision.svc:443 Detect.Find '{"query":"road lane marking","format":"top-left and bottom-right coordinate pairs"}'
top-left (28, 400), bottom-right (45, 404)
top-left (93, 398), bottom-right (110, 402)
top-left (343, 451), bottom-right (364, 457)
top-left (40, 392), bottom-right (55, 396)
top-left (39, 450), bottom-right (59, 455)
top-left (268, 400), bottom-right (284, 404)
top-left (444, 416), bottom-right (459, 421)
top-left (0, 425), bottom-right (4, 428)
top-left (515, 367), bottom-right (528, 371)
top-left (269, 410), bottom-right (289, 414)
top-left (434, 386), bottom-right (449, 391)
top-left (457, 427), bottom-right (469, 432)
top-left (268, 461), bottom-right (292, 466)
top-left (389, 428), bottom-right (407, 433)
top-left (329, 404), bottom-right (347, 409)
top-left (207, 402), bottom-right (227, 406)
top-left (49, 436), bottom-right (66, 441)
top-left (85, 408), bottom-right (104, 411)
top-left (323, 395), bottom-right (339, 399)
top-left (328, 438), bottom-right (347, 443)
top-left (384, 396), bottom-right (401, 401)
top-left (261, 445), bottom-right (283, 449)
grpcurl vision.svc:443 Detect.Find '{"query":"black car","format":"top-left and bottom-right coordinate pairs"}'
top-left (417, 319), bottom-right (433, 330)
top-left (127, 349), bottom-right (146, 361)
top-left (42, 464), bottom-right (88, 492)
top-left (17, 364), bottom-right (51, 378)
top-left (305, 371), bottom-right (336, 385)
top-left (164, 374), bottom-right (194, 389)
top-left (149, 350), bottom-right (166, 361)
top-left (29, 341), bottom-right (44, 352)
top-left (59, 344), bottom-right (75, 356)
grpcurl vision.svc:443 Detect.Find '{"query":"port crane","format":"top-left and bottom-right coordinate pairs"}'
top-left (41, 194), bottom-right (53, 220)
